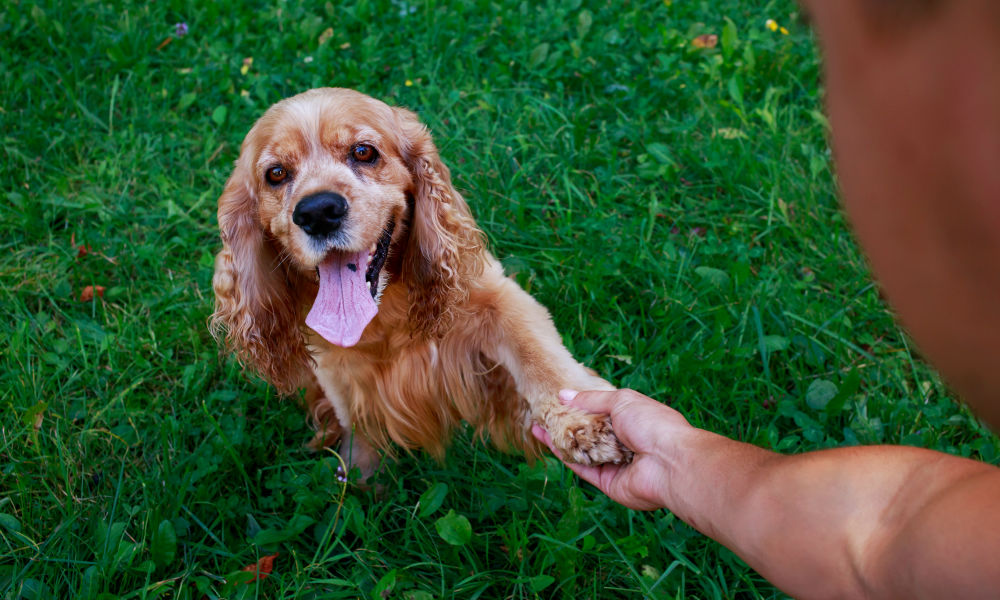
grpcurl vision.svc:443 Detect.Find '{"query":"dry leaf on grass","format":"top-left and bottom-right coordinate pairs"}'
top-left (241, 553), bottom-right (279, 582)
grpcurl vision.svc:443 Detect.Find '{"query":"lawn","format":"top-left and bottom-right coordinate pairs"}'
top-left (2, 0), bottom-right (998, 598)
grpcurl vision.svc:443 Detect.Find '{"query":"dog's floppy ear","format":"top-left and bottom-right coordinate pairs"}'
top-left (210, 152), bottom-right (311, 394)
top-left (394, 107), bottom-right (487, 338)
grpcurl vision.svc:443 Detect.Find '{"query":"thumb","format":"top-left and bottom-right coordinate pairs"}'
top-left (559, 388), bottom-right (620, 416)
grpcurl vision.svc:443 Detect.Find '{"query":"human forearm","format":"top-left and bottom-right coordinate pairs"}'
top-left (663, 435), bottom-right (1000, 599)
top-left (649, 429), bottom-right (869, 597)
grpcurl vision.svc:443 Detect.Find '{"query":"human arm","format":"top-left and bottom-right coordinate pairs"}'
top-left (533, 389), bottom-right (1000, 599)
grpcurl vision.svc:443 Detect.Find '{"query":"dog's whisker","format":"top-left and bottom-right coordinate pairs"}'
top-left (272, 248), bottom-right (294, 273)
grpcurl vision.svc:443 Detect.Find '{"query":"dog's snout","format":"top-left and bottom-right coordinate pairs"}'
top-left (293, 192), bottom-right (349, 237)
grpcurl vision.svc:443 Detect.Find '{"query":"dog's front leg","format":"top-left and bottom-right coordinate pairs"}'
top-left (309, 367), bottom-right (381, 481)
top-left (482, 278), bottom-right (633, 466)
top-left (303, 373), bottom-right (345, 451)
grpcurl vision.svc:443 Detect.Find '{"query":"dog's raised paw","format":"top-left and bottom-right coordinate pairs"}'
top-left (547, 410), bottom-right (634, 466)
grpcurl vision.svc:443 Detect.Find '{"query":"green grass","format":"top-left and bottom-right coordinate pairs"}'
top-left (2, 0), bottom-right (998, 598)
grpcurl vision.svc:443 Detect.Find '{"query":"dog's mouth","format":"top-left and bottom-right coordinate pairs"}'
top-left (364, 218), bottom-right (395, 299)
top-left (305, 217), bottom-right (396, 348)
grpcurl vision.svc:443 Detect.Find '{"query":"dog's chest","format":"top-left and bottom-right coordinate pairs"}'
top-left (313, 336), bottom-right (483, 399)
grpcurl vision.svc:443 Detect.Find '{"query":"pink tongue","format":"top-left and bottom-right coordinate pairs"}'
top-left (305, 249), bottom-right (377, 347)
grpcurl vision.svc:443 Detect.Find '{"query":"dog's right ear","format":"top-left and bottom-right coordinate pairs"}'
top-left (210, 154), bottom-right (311, 395)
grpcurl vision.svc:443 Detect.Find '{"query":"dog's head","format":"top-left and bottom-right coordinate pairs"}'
top-left (211, 88), bottom-right (484, 392)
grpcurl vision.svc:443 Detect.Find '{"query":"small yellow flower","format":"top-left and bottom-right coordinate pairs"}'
top-left (405, 79), bottom-right (413, 87)
top-left (240, 89), bottom-right (250, 98)
top-left (240, 57), bottom-right (253, 75)
top-left (765, 19), bottom-right (778, 32)
top-left (779, 26), bottom-right (789, 35)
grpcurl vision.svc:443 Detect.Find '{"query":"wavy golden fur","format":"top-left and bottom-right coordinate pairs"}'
top-left (211, 88), bottom-right (631, 476)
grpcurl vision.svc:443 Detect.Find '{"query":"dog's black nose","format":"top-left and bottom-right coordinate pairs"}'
top-left (292, 192), bottom-right (348, 237)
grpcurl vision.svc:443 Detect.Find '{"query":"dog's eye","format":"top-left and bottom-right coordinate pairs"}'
top-left (351, 143), bottom-right (378, 163)
top-left (265, 165), bottom-right (288, 184)
top-left (265, 165), bottom-right (288, 185)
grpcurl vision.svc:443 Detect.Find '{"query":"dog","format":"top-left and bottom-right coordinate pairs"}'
top-left (210, 88), bottom-right (632, 477)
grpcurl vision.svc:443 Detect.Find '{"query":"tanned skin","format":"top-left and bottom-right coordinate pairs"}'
top-left (534, 1), bottom-right (1000, 598)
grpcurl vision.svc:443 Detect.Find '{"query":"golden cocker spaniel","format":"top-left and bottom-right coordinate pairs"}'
top-left (211, 88), bottom-right (631, 477)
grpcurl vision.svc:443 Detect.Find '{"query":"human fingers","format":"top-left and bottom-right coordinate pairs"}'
top-left (531, 423), bottom-right (560, 459)
top-left (560, 388), bottom-right (664, 418)
top-left (533, 424), bottom-right (664, 510)
top-left (560, 388), bottom-right (670, 453)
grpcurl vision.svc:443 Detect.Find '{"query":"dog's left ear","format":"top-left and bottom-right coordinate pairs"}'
top-left (393, 107), bottom-right (486, 338)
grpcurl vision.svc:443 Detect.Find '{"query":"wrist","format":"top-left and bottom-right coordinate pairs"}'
top-left (651, 422), bottom-right (705, 510)
top-left (656, 427), bottom-right (776, 539)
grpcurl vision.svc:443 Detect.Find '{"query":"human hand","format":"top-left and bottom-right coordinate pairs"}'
top-left (531, 388), bottom-right (695, 511)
